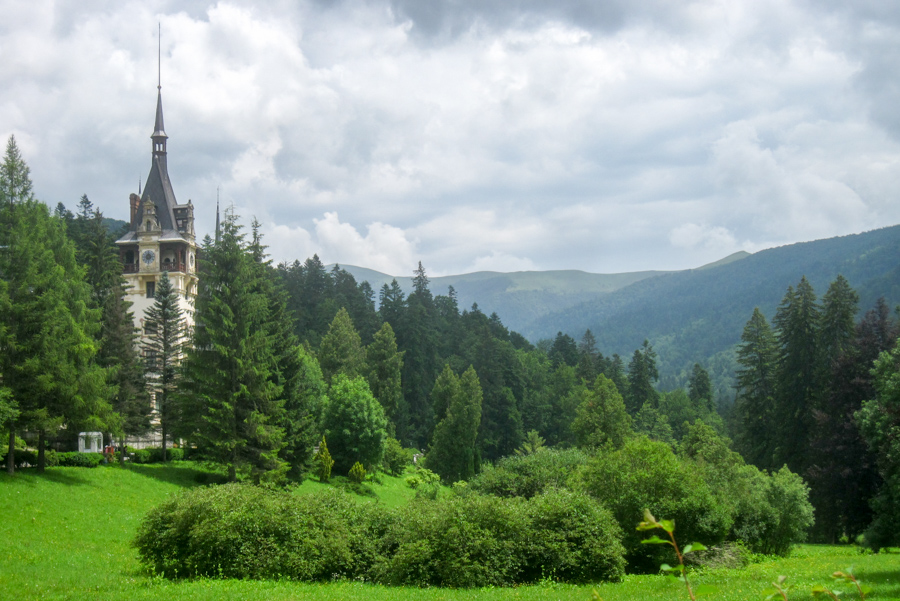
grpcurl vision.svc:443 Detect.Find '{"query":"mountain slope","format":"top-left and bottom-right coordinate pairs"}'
top-left (526, 224), bottom-right (900, 391)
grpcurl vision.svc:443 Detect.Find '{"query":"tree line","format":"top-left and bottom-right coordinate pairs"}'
top-left (731, 275), bottom-right (900, 548)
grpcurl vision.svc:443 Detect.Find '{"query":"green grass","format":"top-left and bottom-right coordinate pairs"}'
top-left (1, 464), bottom-right (898, 601)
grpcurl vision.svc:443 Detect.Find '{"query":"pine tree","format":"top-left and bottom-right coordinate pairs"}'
top-left (428, 366), bottom-right (482, 483)
top-left (734, 307), bottom-right (779, 469)
top-left (318, 307), bottom-right (366, 382)
top-left (281, 344), bottom-right (327, 478)
top-left (180, 213), bottom-right (286, 482)
top-left (365, 322), bottom-right (404, 434)
top-left (625, 340), bottom-right (659, 415)
top-left (571, 374), bottom-right (633, 449)
top-left (688, 363), bottom-right (714, 413)
top-left (772, 277), bottom-right (821, 472)
top-left (0, 198), bottom-right (109, 471)
top-left (807, 298), bottom-right (896, 542)
top-left (0, 135), bottom-right (34, 204)
top-left (142, 272), bottom-right (184, 461)
top-left (819, 274), bottom-right (859, 371)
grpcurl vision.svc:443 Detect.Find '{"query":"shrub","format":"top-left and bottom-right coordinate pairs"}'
top-left (382, 437), bottom-right (411, 476)
top-left (469, 447), bottom-right (589, 498)
top-left (377, 492), bottom-right (625, 586)
top-left (314, 436), bottom-right (334, 482)
top-left (376, 494), bottom-right (531, 587)
top-left (576, 436), bottom-right (732, 572)
top-left (134, 484), bottom-right (391, 581)
top-left (404, 467), bottom-right (440, 500)
top-left (56, 452), bottom-right (104, 467)
top-left (348, 461), bottom-right (366, 483)
top-left (131, 448), bottom-right (151, 463)
top-left (523, 488), bottom-right (625, 583)
top-left (146, 447), bottom-right (184, 462)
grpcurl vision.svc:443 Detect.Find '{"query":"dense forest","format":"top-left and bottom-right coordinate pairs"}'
top-left (3, 131), bottom-right (900, 575)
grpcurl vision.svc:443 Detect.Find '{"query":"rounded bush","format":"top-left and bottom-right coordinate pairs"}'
top-left (576, 436), bottom-right (732, 571)
top-left (469, 448), bottom-right (589, 498)
top-left (134, 484), bottom-right (389, 581)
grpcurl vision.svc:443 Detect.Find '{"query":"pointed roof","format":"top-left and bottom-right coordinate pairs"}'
top-left (152, 88), bottom-right (167, 139)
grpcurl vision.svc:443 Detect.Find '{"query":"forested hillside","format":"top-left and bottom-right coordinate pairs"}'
top-left (530, 225), bottom-right (900, 394)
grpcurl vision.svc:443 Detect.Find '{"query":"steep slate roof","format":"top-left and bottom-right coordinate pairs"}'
top-left (119, 88), bottom-right (189, 243)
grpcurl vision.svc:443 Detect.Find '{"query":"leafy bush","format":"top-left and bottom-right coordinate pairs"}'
top-left (56, 452), bottom-right (103, 467)
top-left (469, 447), bottom-right (589, 498)
top-left (348, 461), bottom-right (366, 483)
top-left (523, 488), bottom-right (625, 583)
top-left (134, 484), bottom-right (390, 581)
top-left (134, 482), bottom-right (626, 587)
top-left (404, 467), bottom-right (440, 500)
top-left (376, 494), bottom-right (530, 587)
top-left (146, 447), bottom-right (184, 462)
top-left (382, 437), bottom-right (411, 476)
top-left (576, 436), bottom-right (732, 571)
top-left (377, 491), bottom-right (625, 586)
top-left (679, 421), bottom-right (814, 556)
top-left (131, 448), bottom-right (151, 463)
top-left (0, 449), bottom-right (38, 468)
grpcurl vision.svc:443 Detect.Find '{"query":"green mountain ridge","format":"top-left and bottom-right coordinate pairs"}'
top-left (331, 225), bottom-right (900, 401)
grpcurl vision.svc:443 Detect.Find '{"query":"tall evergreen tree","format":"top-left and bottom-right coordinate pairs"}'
top-left (180, 214), bottom-right (287, 482)
top-left (571, 374), bottom-right (632, 449)
top-left (0, 199), bottom-right (109, 471)
top-left (0, 135), bottom-right (33, 204)
top-left (772, 277), bottom-right (821, 472)
top-left (819, 274), bottom-right (859, 371)
top-left (734, 307), bottom-right (779, 469)
top-left (428, 366), bottom-right (482, 483)
top-left (688, 363), bottom-right (714, 413)
top-left (318, 307), bottom-right (366, 382)
top-left (807, 298), bottom-right (896, 542)
top-left (142, 272), bottom-right (184, 461)
top-left (365, 322), bottom-right (404, 433)
top-left (625, 340), bottom-right (659, 415)
top-left (281, 344), bottom-right (327, 478)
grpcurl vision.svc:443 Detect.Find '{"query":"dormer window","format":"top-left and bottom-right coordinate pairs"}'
top-left (146, 220), bottom-right (152, 232)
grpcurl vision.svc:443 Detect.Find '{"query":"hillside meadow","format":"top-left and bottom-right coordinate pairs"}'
top-left (1, 464), bottom-right (898, 601)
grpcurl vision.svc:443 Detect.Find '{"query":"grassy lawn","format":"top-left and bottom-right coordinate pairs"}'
top-left (1, 464), bottom-right (898, 601)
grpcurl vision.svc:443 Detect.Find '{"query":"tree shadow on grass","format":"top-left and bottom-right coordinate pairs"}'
top-left (126, 463), bottom-right (228, 488)
top-left (0, 467), bottom-right (94, 487)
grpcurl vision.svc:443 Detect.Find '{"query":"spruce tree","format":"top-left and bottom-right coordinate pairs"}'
top-left (318, 307), bottom-right (366, 382)
top-left (180, 213), bottom-right (287, 481)
top-left (366, 322), bottom-right (404, 434)
top-left (688, 363), bottom-right (714, 413)
top-left (0, 199), bottom-right (109, 471)
top-left (571, 374), bottom-right (633, 449)
top-left (142, 272), bottom-right (184, 461)
top-left (281, 344), bottom-right (327, 478)
top-left (428, 366), bottom-right (482, 483)
top-left (625, 340), bottom-right (659, 415)
top-left (734, 307), bottom-right (778, 469)
top-left (772, 277), bottom-right (821, 472)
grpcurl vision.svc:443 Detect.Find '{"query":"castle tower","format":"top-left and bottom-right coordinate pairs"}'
top-left (116, 84), bottom-right (198, 337)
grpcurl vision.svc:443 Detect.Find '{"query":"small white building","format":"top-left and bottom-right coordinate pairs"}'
top-left (78, 432), bottom-right (103, 453)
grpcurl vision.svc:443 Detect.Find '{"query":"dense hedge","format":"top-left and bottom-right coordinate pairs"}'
top-left (128, 447), bottom-right (185, 463)
top-left (468, 448), bottom-right (589, 498)
top-left (56, 452), bottom-right (104, 467)
top-left (134, 483), bottom-right (625, 586)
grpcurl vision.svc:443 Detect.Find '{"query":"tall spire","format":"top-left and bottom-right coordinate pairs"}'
top-left (151, 23), bottom-right (167, 154)
top-left (215, 187), bottom-right (221, 243)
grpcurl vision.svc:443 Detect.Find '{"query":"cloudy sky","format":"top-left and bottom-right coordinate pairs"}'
top-left (3, 1), bottom-right (900, 276)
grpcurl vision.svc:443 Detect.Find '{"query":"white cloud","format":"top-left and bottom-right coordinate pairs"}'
top-left (2, 1), bottom-right (900, 275)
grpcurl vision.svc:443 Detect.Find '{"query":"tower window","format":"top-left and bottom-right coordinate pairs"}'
top-left (146, 281), bottom-right (156, 298)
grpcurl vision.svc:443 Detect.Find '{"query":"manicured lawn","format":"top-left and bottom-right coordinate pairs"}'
top-left (1, 465), bottom-right (898, 601)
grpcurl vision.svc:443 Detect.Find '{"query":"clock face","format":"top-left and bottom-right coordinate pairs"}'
top-left (142, 250), bottom-right (156, 265)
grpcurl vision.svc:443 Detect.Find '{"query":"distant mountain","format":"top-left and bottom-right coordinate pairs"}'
top-left (527, 225), bottom-right (900, 395)
top-left (331, 225), bottom-right (900, 401)
top-left (329, 265), bottom-right (671, 333)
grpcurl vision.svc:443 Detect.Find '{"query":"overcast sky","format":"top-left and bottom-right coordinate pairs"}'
top-left (3, 1), bottom-right (900, 276)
